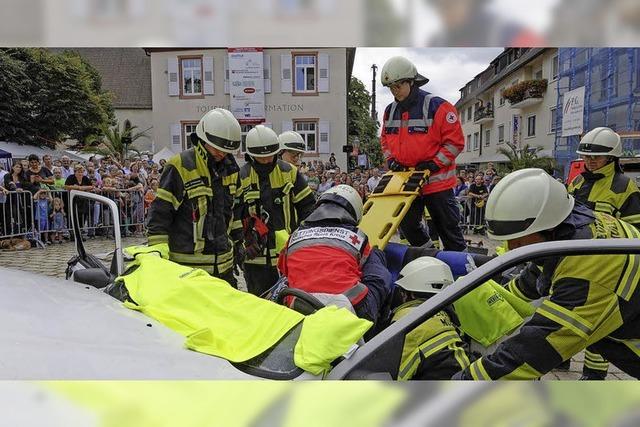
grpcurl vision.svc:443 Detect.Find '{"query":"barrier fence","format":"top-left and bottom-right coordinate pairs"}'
top-left (0, 188), bottom-right (147, 245)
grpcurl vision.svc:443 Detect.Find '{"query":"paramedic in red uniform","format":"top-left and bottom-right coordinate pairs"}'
top-left (278, 184), bottom-right (393, 334)
top-left (380, 55), bottom-right (467, 251)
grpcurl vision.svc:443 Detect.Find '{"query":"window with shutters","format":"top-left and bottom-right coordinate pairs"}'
top-left (473, 132), bottom-right (479, 150)
top-left (179, 56), bottom-right (203, 98)
top-left (499, 87), bottom-right (505, 106)
top-left (240, 124), bottom-right (256, 153)
top-left (498, 124), bottom-right (505, 144)
top-left (293, 53), bottom-right (317, 94)
top-left (527, 115), bottom-right (536, 137)
top-left (182, 121), bottom-right (198, 151)
top-left (294, 120), bottom-right (318, 152)
top-left (466, 134), bottom-right (471, 152)
top-left (485, 129), bottom-right (491, 147)
top-left (549, 107), bottom-right (558, 133)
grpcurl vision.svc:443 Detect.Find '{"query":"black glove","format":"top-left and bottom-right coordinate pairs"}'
top-left (387, 158), bottom-right (406, 172)
top-left (233, 241), bottom-right (245, 274)
top-left (416, 160), bottom-right (440, 173)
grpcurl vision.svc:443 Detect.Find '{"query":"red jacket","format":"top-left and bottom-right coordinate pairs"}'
top-left (381, 89), bottom-right (465, 195)
top-left (278, 225), bottom-right (370, 305)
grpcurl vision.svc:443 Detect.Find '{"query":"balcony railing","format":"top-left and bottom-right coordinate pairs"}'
top-left (473, 107), bottom-right (494, 123)
top-left (503, 79), bottom-right (548, 109)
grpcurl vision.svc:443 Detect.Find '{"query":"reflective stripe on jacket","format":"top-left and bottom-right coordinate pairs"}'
top-left (381, 89), bottom-right (464, 195)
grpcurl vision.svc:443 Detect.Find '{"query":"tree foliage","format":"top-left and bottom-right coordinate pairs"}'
top-left (496, 142), bottom-right (557, 174)
top-left (0, 48), bottom-right (114, 148)
top-left (347, 76), bottom-right (384, 167)
top-left (83, 121), bottom-right (148, 161)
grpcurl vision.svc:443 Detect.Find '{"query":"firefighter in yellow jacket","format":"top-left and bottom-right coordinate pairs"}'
top-left (391, 256), bottom-right (470, 380)
top-left (146, 108), bottom-right (244, 287)
top-left (236, 125), bottom-right (315, 296)
top-left (567, 127), bottom-right (640, 379)
top-left (454, 168), bottom-right (640, 380)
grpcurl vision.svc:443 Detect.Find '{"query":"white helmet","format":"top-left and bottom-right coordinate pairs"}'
top-left (246, 125), bottom-right (281, 158)
top-left (381, 56), bottom-right (429, 87)
top-left (318, 184), bottom-right (364, 222)
top-left (576, 127), bottom-right (622, 158)
top-left (396, 257), bottom-right (454, 294)
top-left (485, 168), bottom-right (575, 241)
top-left (278, 131), bottom-right (306, 153)
top-left (194, 108), bottom-right (241, 153)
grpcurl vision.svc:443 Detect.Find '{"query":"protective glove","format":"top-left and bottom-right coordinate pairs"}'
top-left (416, 160), bottom-right (440, 173)
top-left (233, 241), bottom-right (245, 274)
top-left (387, 158), bottom-right (406, 172)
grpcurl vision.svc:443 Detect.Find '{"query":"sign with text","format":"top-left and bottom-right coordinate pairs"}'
top-left (562, 86), bottom-right (585, 137)
top-left (228, 48), bottom-right (265, 121)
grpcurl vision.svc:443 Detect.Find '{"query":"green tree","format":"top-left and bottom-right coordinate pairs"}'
top-left (0, 48), bottom-right (114, 148)
top-left (496, 143), bottom-right (557, 174)
top-left (83, 121), bottom-right (148, 161)
top-left (348, 76), bottom-right (383, 167)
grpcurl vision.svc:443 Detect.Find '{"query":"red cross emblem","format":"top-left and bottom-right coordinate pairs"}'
top-left (349, 235), bottom-right (361, 245)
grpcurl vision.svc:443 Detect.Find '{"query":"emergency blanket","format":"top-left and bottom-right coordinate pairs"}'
top-left (118, 245), bottom-right (371, 370)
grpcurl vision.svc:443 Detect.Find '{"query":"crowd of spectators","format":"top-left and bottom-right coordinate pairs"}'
top-left (0, 153), bottom-right (164, 244)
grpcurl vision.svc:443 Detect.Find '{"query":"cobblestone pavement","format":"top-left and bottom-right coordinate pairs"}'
top-left (0, 233), bottom-right (631, 380)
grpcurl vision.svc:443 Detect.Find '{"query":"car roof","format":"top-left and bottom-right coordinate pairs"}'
top-left (0, 267), bottom-right (256, 380)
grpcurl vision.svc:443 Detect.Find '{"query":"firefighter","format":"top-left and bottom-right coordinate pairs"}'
top-left (567, 126), bottom-right (640, 379)
top-left (278, 184), bottom-right (393, 335)
top-left (278, 131), bottom-right (306, 168)
top-left (454, 168), bottom-right (640, 380)
top-left (237, 125), bottom-right (315, 296)
top-left (392, 256), bottom-right (470, 380)
top-left (380, 55), bottom-right (467, 251)
top-left (146, 108), bottom-right (244, 287)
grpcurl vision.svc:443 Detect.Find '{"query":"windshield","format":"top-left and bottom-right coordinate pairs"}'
top-left (232, 323), bottom-right (304, 380)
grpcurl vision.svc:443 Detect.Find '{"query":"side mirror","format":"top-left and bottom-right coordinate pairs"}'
top-left (73, 268), bottom-right (111, 289)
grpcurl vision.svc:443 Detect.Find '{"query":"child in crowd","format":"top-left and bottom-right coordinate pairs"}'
top-left (34, 189), bottom-right (51, 244)
top-left (50, 197), bottom-right (66, 244)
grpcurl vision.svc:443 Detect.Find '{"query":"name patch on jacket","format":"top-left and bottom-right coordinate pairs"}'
top-left (289, 227), bottom-right (367, 252)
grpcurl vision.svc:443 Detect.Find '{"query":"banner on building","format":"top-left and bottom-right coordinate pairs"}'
top-left (512, 114), bottom-right (521, 147)
top-left (562, 86), bottom-right (585, 137)
top-left (228, 48), bottom-right (265, 121)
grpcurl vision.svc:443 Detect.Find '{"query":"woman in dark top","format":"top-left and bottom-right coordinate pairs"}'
top-left (64, 164), bottom-right (94, 238)
top-left (24, 154), bottom-right (54, 195)
top-left (3, 161), bottom-right (29, 234)
top-left (467, 174), bottom-right (489, 234)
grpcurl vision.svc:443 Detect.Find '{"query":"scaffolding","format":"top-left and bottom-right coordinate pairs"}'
top-left (554, 48), bottom-right (640, 177)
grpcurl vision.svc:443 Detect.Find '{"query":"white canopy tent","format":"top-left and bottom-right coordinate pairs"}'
top-left (153, 147), bottom-right (176, 163)
top-left (0, 141), bottom-right (86, 162)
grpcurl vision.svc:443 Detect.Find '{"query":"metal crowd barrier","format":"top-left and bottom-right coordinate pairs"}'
top-left (0, 188), bottom-right (148, 245)
top-left (456, 195), bottom-right (488, 235)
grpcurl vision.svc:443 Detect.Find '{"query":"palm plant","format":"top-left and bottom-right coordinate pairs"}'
top-left (83, 121), bottom-right (149, 161)
top-left (496, 142), bottom-right (556, 174)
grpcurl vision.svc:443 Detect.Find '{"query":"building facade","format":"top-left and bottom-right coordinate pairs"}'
top-left (455, 48), bottom-right (559, 170)
top-left (554, 48), bottom-right (640, 176)
top-left (148, 48), bottom-right (354, 170)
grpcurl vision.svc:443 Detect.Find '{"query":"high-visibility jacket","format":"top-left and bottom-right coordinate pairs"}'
top-left (279, 224), bottom-right (372, 306)
top-left (381, 87), bottom-right (464, 195)
top-left (392, 300), bottom-right (469, 380)
top-left (568, 161), bottom-right (640, 228)
top-left (458, 207), bottom-right (640, 380)
top-left (237, 159), bottom-right (315, 266)
top-left (146, 144), bottom-right (242, 276)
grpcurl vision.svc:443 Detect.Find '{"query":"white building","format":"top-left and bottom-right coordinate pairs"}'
top-left (455, 48), bottom-right (560, 169)
top-left (147, 48), bottom-right (354, 170)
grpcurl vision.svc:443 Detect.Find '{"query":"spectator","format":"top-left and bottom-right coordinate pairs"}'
top-left (453, 176), bottom-right (469, 199)
top-left (158, 158), bottom-right (167, 173)
top-left (306, 169), bottom-right (320, 193)
top-left (51, 167), bottom-right (66, 189)
top-left (144, 178), bottom-right (159, 214)
top-left (33, 189), bottom-right (52, 244)
top-left (24, 154), bottom-right (54, 195)
top-left (86, 163), bottom-right (102, 186)
top-left (317, 175), bottom-right (333, 194)
top-left (3, 161), bottom-right (28, 235)
top-left (64, 164), bottom-right (94, 239)
top-left (489, 175), bottom-right (501, 192)
top-left (42, 155), bottom-right (54, 175)
top-left (367, 168), bottom-right (382, 193)
top-left (60, 156), bottom-right (73, 178)
top-left (50, 196), bottom-right (66, 244)
top-left (467, 174), bottom-right (489, 234)
top-left (329, 153), bottom-right (337, 168)
top-left (0, 164), bottom-right (7, 184)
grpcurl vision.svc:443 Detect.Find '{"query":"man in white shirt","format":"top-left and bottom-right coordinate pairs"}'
top-left (367, 168), bottom-right (382, 193)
